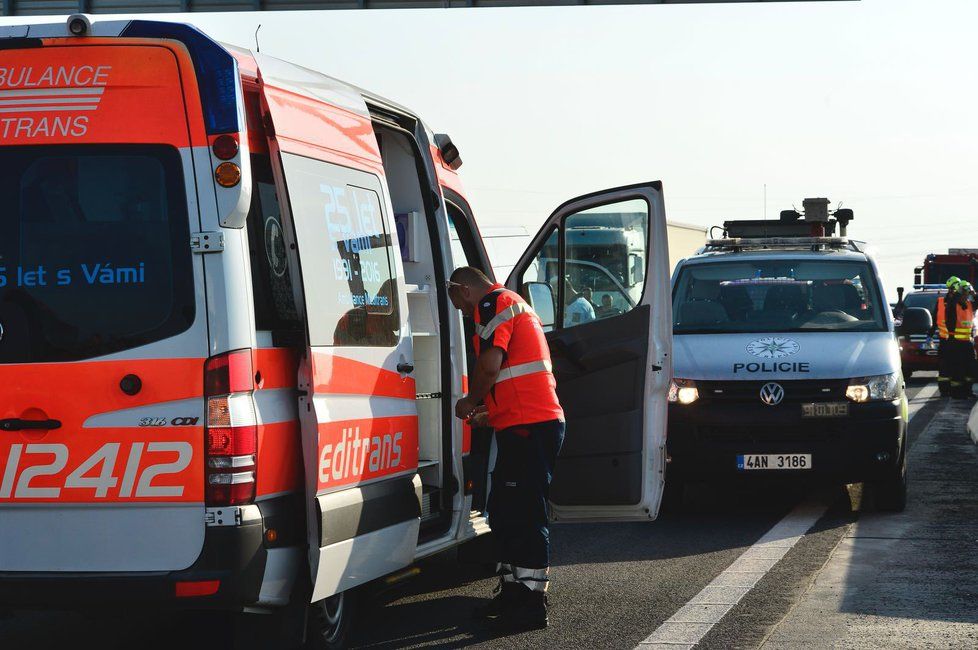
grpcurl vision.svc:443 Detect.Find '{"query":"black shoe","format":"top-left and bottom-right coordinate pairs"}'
top-left (473, 580), bottom-right (522, 620)
top-left (492, 583), bottom-right (550, 632)
top-left (497, 588), bottom-right (548, 631)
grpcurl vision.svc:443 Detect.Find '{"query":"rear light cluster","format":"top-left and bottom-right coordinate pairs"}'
top-left (211, 134), bottom-right (241, 188)
top-left (204, 349), bottom-right (257, 506)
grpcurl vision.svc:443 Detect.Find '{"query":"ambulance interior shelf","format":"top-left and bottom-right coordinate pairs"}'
top-left (404, 283), bottom-right (439, 336)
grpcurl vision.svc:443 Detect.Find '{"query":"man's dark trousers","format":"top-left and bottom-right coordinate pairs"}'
top-left (488, 419), bottom-right (565, 590)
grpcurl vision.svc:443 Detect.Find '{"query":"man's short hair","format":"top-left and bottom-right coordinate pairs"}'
top-left (450, 266), bottom-right (492, 287)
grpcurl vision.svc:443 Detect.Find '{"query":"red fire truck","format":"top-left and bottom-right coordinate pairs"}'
top-left (914, 250), bottom-right (978, 287)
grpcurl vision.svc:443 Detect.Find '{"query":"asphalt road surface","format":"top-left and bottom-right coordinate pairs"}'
top-left (4, 373), bottom-right (977, 649)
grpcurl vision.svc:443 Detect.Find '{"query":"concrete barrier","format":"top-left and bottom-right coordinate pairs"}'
top-left (967, 402), bottom-right (978, 445)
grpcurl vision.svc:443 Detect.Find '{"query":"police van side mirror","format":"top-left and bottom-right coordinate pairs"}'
top-left (897, 307), bottom-right (932, 337)
top-left (525, 282), bottom-right (556, 328)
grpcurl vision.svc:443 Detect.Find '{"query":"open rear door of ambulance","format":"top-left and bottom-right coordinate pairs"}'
top-left (257, 55), bottom-right (422, 603)
top-left (507, 182), bottom-right (672, 522)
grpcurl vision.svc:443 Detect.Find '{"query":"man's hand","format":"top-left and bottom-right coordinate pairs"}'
top-left (455, 395), bottom-right (478, 420)
top-left (467, 405), bottom-right (490, 428)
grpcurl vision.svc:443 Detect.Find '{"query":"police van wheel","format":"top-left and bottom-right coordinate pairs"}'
top-left (874, 449), bottom-right (908, 513)
top-left (307, 590), bottom-right (355, 650)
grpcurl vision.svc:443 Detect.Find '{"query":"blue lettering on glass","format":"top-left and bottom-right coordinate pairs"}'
top-left (0, 263), bottom-right (146, 289)
top-left (320, 183), bottom-right (382, 248)
top-left (81, 263), bottom-right (145, 285)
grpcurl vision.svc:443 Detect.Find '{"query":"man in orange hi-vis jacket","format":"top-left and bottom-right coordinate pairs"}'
top-left (448, 266), bottom-right (565, 631)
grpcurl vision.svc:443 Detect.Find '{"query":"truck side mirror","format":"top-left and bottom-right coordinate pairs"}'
top-left (524, 282), bottom-right (556, 328)
top-left (897, 307), bottom-right (932, 337)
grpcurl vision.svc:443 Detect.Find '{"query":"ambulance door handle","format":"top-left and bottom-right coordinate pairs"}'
top-left (397, 362), bottom-right (415, 374)
top-left (0, 418), bottom-right (62, 432)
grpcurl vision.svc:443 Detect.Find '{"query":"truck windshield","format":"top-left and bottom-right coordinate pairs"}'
top-left (673, 259), bottom-right (887, 334)
top-left (0, 144), bottom-right (195, 363)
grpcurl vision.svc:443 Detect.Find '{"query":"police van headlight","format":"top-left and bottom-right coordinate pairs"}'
top-left (846, 373), bottom-right (900, 402)
top-left (668, 379), bottom-right (699, 405)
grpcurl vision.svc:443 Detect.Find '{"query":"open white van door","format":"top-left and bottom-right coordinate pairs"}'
top-left (259, 61), bottom-right (422, 604)
top-left (507, 182), bottom-right (672, 521)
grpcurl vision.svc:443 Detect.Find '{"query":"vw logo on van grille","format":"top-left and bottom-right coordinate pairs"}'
top-left (0, 321), bottom-right (4, 343)
top-left (760, 382), bottom-right (785, 406)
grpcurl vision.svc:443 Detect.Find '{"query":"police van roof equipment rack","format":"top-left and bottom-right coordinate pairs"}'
top-left (703, 196), bottom-right (859, 254)
top-left (703, 236), bottom-right (864, 254)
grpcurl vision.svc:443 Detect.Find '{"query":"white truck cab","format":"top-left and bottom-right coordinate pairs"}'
top-left (666, 201), bottom-right (911, 512)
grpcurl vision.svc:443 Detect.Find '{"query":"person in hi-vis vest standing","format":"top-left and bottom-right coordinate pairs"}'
top-left (945, 279), bottom-right (977, 399)
top-left (935, 277), bottom-right (960, 397)
top-left (447, 266), bottom-right (565, 631)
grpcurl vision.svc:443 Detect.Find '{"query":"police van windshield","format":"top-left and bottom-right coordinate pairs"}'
top-left (0, 145), bottom-right (195, 363)
top-left (673, 259), bottom-right (886, 334)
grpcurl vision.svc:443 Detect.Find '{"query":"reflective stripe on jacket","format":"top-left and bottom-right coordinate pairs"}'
top-left (952, 302), bottom-right (975, 341)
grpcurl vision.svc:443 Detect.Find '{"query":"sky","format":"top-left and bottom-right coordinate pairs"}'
top-left (3, 0), bottom-right (976, 298)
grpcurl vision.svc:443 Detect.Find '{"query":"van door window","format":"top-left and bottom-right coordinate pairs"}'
top-left (279, 153), bottom-right (400, 347)
top-left (519, 198), bottom-right (650, 330)
top-left (246, 154), bottom-right (300, 335)
top-left (0, 144), bottom-right (195, 363)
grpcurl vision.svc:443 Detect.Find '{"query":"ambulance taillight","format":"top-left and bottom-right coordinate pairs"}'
top-left (203, 350), bottom-right (257, 506)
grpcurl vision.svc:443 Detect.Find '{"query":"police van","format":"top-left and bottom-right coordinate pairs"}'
top-left (667, 199), bottom-right (921, 512)
top-left (0, 16), bottom-right (673, 647)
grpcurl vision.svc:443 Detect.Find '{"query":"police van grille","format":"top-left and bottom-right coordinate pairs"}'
top-left (697, 380), bottom-right (849, 403)
top-left (697, 423), bottom-right (844, 445)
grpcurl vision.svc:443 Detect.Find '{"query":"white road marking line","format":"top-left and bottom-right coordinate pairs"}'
top-left (637, 502), bottom-right (828, 649)
top-left (637, 384), bottom-right (938, 649)
top-left (907, 383), bottom-right (938, 420)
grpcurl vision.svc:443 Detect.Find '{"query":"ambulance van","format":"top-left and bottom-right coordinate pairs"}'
top-left (667, 205), bottom-right (913, 512)
top-left (0, 16), bottom-right (673, 647)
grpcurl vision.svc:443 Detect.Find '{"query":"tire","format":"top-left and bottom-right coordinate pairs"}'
top-left (903, 369), bottom-right (913, 380)
top-left (874, 447), bottom-right (908, 513)
top-left (307, 590), bottom-right (356, 650)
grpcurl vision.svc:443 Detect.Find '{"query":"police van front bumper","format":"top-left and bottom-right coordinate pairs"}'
top-left (0, 497), bottom-right (301, 610)
top-left (667, 389), bottom-right (905, 483)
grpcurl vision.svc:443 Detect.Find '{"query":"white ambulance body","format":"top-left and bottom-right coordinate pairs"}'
top-left (0, 16), bottom-right (673, 646)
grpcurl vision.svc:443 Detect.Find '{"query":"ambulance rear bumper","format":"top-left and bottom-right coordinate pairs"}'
top-left (0, 499), bottom-right (298, 610)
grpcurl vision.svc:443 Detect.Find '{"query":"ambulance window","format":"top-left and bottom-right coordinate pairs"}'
top-left (446, 202), bottom-right (479, 268)
top-left (246, 154), bottom-right (300, 334)
top-left (562, 199), bottom-right (649, 329)
top-left (279, 153), bottom-right (399, 347)
top-left (0, 144), bottom-right (195, 363)
top-left (519, 199), bottom-right (650, 331)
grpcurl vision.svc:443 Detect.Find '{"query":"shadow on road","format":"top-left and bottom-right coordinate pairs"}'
top-left (349, 483), bottom-right (853, 649)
